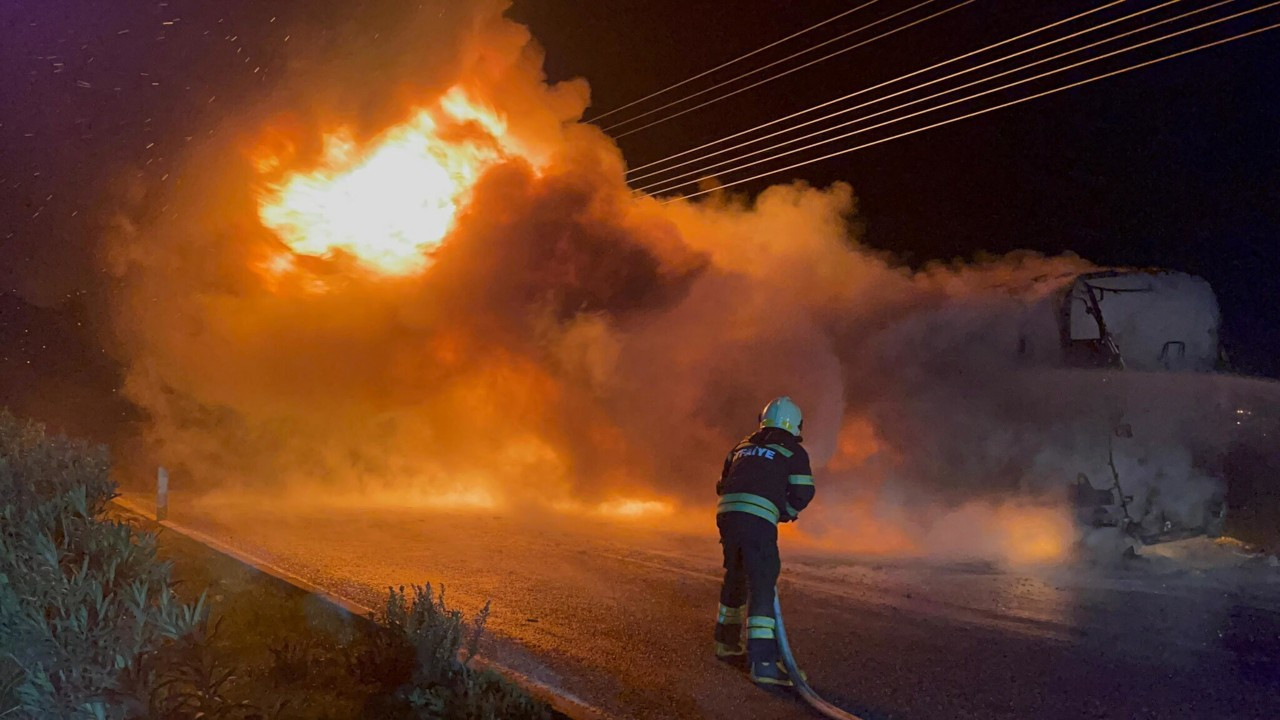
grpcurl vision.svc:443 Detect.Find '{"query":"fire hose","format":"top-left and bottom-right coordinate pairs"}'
top-left (773, 589), bottom-right (865, 720)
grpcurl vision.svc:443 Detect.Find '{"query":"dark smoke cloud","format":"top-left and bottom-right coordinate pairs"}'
top-left (102, 0), bottom-right (1278, 561)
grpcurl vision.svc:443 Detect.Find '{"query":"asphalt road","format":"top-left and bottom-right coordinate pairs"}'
top-left (134, 493), bottom-right (1280, 719)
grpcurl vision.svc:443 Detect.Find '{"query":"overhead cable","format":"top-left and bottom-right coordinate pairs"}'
top-left (628, 0), bottom-right (1126, 176)
top-left (585, 1), bottom-right (882, 123)
top-left (663, 14), bottom-right (1279, 201)
top-left (605, 0), bottom-right (973, 137)
top-left (629, 0), bottom-right (1151, 182)
top-left (647, 1), bottom-right (1271, 196)
top-left (637, 0), bottom-right (1220, 192)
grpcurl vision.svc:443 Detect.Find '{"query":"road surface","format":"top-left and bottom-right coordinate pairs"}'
top-left (129, 492), bottom-right (1280, 719)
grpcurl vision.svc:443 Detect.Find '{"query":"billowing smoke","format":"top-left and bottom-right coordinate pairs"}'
top-left (101, 0), bottom-right (1274, 562)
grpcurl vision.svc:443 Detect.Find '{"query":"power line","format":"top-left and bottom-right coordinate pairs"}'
top-left (637, 0), bottom-right (1214, 192)
top-left (604, 0), bottom-right (970, 136)
top-left (645, 1), bottom-right (1245, 194)
top-left (645, 0), bottom-right (1267, 196)
top-left (584, 1), bottom-right (883, 124)
top-left (608, 0), bottom-right (961, 135)
top-left (628, 0), bottom-right (1134, 182)
top-left (664, 15), bottom-right (1280, 202)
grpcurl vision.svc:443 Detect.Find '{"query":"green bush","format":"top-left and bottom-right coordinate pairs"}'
top-left (0, 411), bottom-right (553, 719)
top-left (362, 584), bottom-right (552, 720)
top-left (0, 411), bottom-right (210, 719)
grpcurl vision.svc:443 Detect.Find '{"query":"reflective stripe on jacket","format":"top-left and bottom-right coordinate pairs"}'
top-left (716, 427), bottom-right (815, 524)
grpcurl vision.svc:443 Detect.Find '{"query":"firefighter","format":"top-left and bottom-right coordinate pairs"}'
top-left (713, 396), bottom-right (816, 687)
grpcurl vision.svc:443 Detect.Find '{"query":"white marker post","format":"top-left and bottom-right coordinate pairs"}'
top-left (156, 466), bottom-right (169, 521)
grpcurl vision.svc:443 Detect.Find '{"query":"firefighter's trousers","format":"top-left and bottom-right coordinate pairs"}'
top-left (715, 511), bottom-right (781, 664)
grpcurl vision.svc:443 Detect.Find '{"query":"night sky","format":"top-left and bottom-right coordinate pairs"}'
top-left (0, 0), bottom-right (393, 437)
top-left (511, 0), bottom-right (1280, 376)
top-left (1, 0), bottom-right (1277, 440)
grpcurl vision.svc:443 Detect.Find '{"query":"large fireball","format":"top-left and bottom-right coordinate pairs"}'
top-left (256, 88), bottom-right (523, 275)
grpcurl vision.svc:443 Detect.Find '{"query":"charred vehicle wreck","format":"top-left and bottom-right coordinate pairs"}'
top-left (1021, 270), bottom-right (1235, 550)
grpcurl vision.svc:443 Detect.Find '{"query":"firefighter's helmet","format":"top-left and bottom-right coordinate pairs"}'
top-left (759, 396), bottom-right (803, 436)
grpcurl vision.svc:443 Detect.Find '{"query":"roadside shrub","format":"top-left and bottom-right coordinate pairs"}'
top-left (144, 616), bottom-right (281, 720)
top-left (373, 584), bottom-right (552, 720)
top-left (0, 411), bottom-right (211, 719)
top-left (1, 654), bottom-right (22, 717)
top-left (0, 411), bottom-right (554, 719)
top-left (453, 668), bottom-right (554, 720)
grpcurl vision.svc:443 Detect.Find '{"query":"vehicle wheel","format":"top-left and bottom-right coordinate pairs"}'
top-left (1074, 526), bottom-right (1139, 564)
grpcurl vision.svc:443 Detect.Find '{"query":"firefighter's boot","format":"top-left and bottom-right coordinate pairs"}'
top-left (750, 661), bottom-right (793, 687)
top-left (714, 604), bottom-right (747, 659)
top-left (715, 641), bottom-right (746, 658)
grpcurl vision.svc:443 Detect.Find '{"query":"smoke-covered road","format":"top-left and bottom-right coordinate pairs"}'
top-left (135, 493), bottom-right (1280, 719)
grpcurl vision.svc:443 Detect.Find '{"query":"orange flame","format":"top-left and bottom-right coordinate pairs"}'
top-left (256, 88), bottom-right (524, 275)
